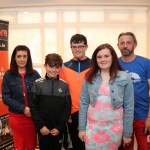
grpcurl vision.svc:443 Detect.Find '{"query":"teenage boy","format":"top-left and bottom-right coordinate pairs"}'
top-left (60, 34), bottom-right (90, 150)
top-left (30, 53), bottom-right (71, 150)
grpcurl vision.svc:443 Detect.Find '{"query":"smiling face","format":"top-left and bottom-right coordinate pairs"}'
top-left (71, 41), bottom-right (88, 60)
top-left (15, 50), bottom-right (28, 71)
top-left (44, 64), bottom-right (61, 78)
top-left (96, 48), bottom-right (112, 72)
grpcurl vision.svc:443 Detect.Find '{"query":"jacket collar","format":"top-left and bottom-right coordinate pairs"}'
top-left (45, 73), bottom-right (59, 80)
top-left (96, 70), bottom-right (121, 78)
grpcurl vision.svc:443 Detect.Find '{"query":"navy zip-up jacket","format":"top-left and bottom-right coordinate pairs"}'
top-left (30, 75), bottom-right (71, 133)
top-left (2, 70), bottom-right (41, 113)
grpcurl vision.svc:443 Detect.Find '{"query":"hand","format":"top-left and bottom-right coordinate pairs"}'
top-left (24, 107), bottom-right (31, 117)
top-left (78, 131), bottom-right (86, 142)
top-left (51, 128), bottom-right (60, 136)
top-left (40, 126), bottom-right (51, 135)
top-left (68, 116), bottom-right (72, 123)
top-left (145, 118), bottom-right (150, 135)
top-left (123, 136), bottom-right (131, 147)
top-left (147, 135), bottom-right (150, 142)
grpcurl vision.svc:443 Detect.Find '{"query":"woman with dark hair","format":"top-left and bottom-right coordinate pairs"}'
top-left (78, 43), bottom-right (134, 150)
top-left (2, 45), bottom-right (41, 150)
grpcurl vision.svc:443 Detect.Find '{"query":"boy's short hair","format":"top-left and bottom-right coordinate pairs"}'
top-left (70, 34), bottom-right (87, 45)
top-left (45, 53), bottom-right (63, 67)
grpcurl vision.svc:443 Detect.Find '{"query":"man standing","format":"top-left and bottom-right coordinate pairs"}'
top-left (60, 34), bottom-right (90, 150)
top-left (118, 32), bottom-right (150, 150)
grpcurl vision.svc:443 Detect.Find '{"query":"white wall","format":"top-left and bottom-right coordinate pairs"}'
top-left (0, 0), bottom-right (149, 8)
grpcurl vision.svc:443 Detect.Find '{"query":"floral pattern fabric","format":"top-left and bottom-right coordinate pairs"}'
top-left (85, 86), bottom-right (123, 150)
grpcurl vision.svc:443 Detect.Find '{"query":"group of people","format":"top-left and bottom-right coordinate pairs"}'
top-left (1, 32), bottom-right (150, 150)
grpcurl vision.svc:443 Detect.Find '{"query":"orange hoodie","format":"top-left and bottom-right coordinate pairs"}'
top-left (60, 58), bottom-right (90, 114)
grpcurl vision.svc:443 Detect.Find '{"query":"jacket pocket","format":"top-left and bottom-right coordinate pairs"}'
top-left (113, 81), bottom-right (128, 107)
top-left (116, 80), bottom-right (128, 86)
top-left (10, 81), bottom-right (21, 96)
top-left (116, 80), bottom-right (128, 96)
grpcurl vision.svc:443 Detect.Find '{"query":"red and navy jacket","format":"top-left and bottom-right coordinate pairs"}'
top-left (60, 57), bottom-right (90, 114)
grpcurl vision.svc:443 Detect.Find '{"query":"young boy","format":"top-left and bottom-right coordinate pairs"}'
top-left (30, 53), bottom-right (71, 150)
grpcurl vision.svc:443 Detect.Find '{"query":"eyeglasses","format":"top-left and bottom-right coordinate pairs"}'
top-left (71, 45), bottom-right (86, 50)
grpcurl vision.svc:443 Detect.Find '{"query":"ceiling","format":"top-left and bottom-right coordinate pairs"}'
top-left (0, 0), bottom-right (149, 8)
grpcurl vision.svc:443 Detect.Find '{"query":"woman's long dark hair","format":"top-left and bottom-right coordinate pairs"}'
top-left (85, 43), bottom-right (123, 83)
top-left (10, 45), bottom-right (34, 74)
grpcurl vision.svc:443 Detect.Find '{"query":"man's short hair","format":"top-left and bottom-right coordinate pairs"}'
top-left (118, 32), bottom-right (137, 44)
top-left (70, 34), bottom-right (87, 45)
